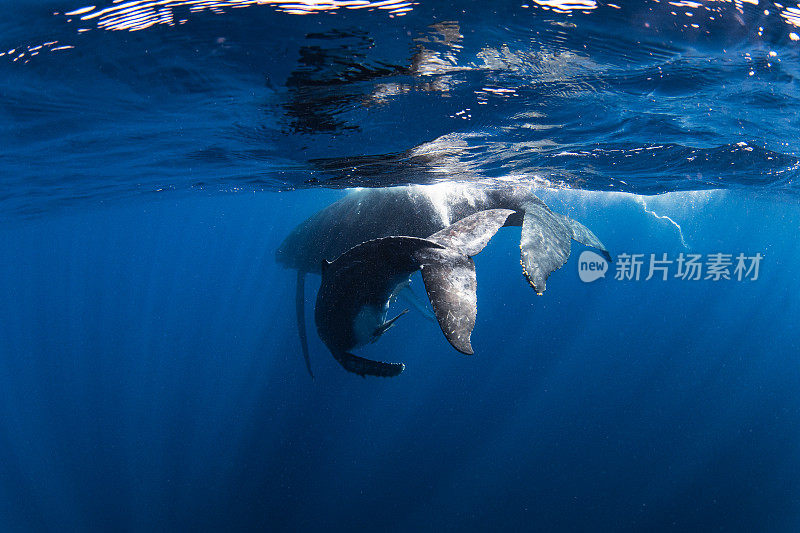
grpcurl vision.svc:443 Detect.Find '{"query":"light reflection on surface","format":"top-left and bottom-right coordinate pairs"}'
top-left (2, 41), bottom-right (73, 63)
top-left (65, 0), bottom-right (416, 32)
top-left (530, 0), bottom-right (597, 14)
top-left (50, 0), bottom-right (800, 40)
top-left (1, 0), bottom-right (799, 65)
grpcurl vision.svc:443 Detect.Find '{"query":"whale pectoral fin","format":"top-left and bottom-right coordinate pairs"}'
top-left (556, 214), bottom-right (613, 263)
top-left (520, 202), bottom-right (573, 294)
top-left (295, 271), bottom-right (314, 379)
top-left (374, 308), bottom-right (409, 338)
top-left (418, 248), bottom-right (477, 355)
top-left (333, 352), bottom-right (405, 378)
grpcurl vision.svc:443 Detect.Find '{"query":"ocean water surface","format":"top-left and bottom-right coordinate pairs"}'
top-left (2, 0), bottom-right (800, 531)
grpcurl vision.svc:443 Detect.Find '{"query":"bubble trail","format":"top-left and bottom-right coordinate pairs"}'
top-left (633, 195), bottom-right (690, 249)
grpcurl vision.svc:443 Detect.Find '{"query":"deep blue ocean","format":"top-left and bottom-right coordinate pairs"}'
top-left (2, 0), bottom-right (800, 531)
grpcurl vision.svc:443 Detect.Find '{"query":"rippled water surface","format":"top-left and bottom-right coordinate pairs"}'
top-left (3, 0), bottom-right (800, 216)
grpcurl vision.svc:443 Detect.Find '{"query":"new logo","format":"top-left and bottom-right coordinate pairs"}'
top-left (578, 250), bottom-right (609, 283)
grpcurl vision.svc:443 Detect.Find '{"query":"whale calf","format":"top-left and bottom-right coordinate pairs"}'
top-left (276, 183), bottom-right (611, 377)
top-left (315, 209), bottom-right (514, 377)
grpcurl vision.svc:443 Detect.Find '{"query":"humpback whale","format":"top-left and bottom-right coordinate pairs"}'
top-left (276, 183), bottom-right (611, 377)
top-left (315, 209), bottom-right (514, 377)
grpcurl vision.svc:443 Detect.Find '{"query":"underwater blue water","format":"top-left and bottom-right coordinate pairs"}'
top-left (2, 0), bottom-right (800, 531)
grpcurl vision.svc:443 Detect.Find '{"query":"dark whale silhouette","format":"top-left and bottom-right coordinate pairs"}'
top-left (314, 209), bottom-right (514, 377)
top-left (276, 183), bottom-right (611, 377)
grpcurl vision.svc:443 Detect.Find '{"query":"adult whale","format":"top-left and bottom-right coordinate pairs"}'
top-left (276, 183), bottom-right (612, 377)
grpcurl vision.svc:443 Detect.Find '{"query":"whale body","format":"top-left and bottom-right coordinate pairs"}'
top-left (276, 183), bottom-right (611, 377)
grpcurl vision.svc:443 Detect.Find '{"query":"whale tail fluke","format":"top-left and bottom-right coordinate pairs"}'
top-left (417, 208), bottom-right (515, 355)
top-left (427, 208), bottom-right (516, 256)
top-left (520, 202), bottom-right (612, 294)
top-left (418, 249), bottom-right (478, 355)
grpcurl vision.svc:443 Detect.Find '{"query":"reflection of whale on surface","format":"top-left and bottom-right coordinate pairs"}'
top-left (276, 183), bottom-right (612, 377)
top-left (315, 209), bottom-right (514, 377)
